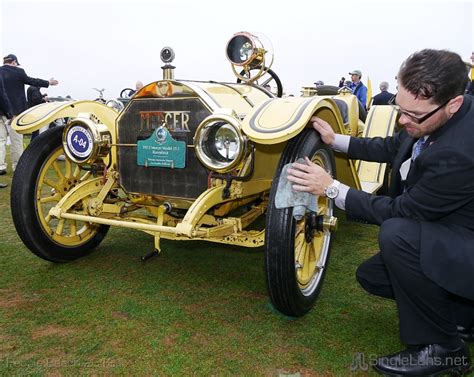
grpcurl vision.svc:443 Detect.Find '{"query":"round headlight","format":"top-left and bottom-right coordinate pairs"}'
top-left (226, 32), bottom-right (263, 67)
top-left (195, 116), bottom-right (247, 173)
top-left (63, 116), bottom-right (112, 165)
top-left (160, 46), bottom-right (175, 63)
top-left (212, 123), bottom-right (240, 161)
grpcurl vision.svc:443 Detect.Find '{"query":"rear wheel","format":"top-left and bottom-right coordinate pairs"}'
top-left (11, 126), bottom-right (109, 262)
top-left (265, 129), bottom-right (335, 317)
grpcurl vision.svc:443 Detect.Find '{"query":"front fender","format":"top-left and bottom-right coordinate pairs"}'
top-left (12, 100), bottom-right (118, 134)
top-left (240, 96), bottom-right (346, 145)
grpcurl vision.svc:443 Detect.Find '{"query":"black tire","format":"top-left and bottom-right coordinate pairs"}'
top-left (11, 126), bottom-right (109, 263)
top-left (265, 129), bottom-right (335, 317)
top-left (237, 66), bottom-right (283, 97)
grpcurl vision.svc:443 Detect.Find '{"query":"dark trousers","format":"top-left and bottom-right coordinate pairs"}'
top-left (356, 217), bottom-right (474, 345)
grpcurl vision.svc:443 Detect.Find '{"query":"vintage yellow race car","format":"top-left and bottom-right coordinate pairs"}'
top-left (11, 32), bottom-right (397, 317)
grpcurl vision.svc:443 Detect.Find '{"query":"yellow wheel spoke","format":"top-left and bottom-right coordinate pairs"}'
top-left (52, 161), bottom-right (65, 180)
top-left (43, 178), bottom-right (62, 193)
top-left (80, 171), bottom-right (91, 182)
top-left (64, 159), bottom-right (72, 179)
top-left (303, 242), bottom-right (312, 268)
top-left (301, 244), bottom-right (311, 278)
top-left (45, 214), bottom-right (52, 223)
top-left (70, 220), bottom-right (77, 237)
top-left (312, 234), bottom-right (324, 261)
top-left (55, 219), bottom-right (65, 235)
top-left (39, 193), bottom-right (61, 204)
top-left (307, 242), bottom-right (316, 263)
top-left (73, 165), bottom-right (82, 180)
top-left (294, 231), bottom-right (305, 262)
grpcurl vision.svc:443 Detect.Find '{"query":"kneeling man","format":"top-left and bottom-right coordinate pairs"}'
top-left (288, 49), bottom-right (474, 376)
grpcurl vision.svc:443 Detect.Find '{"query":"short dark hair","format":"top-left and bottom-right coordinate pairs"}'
top-left (397, 49), bottom-right (469, 104)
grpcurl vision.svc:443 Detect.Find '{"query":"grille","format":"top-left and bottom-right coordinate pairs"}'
top-left (117, 98), bottom-right (211, 199)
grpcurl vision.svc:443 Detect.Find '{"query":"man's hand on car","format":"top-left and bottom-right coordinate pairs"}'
top-left (311, 116), bottom-right (335, 145)
top-left (287, 156), bottom-right (333, 196)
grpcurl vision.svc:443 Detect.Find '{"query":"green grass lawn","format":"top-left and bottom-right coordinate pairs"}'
top-left (0, 149), bottom-right (472, 376)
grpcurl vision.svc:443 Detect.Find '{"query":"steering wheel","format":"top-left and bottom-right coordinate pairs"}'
top-left (120, 88), bottom-right (134, 99)
top-left (236, 66), bottom-right (283, 97)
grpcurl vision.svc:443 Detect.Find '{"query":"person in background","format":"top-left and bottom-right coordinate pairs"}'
top-left (128, 80), bottom-right (144, 97)
top-left (348, 69), bottom-right (367, 108)
top-left (372, 81), bottom-right (395, 105)
top-left (338, 77), bottom-right (346, 88)
top-left (27, 86), bottom-right (48, 140)
top-left (0, 73), bottom-right (12, 181)
top-left (315, 80), bottom-right (324, 87)
top-left (27, 85), bottom-right (45, 108)
top-left (287, 49), bottom-right (473, 376)
top-left (0, 54), bottom-right (58, 172)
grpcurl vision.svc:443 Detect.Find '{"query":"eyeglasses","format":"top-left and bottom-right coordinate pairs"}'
top-left (388, 95), bottom-right (450, 124)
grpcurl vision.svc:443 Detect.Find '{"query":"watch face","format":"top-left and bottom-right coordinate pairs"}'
top-left (325, 185), bottom-right (339, 199)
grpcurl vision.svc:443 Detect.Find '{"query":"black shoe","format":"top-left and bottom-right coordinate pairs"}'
top-left (0, 183), bottom-right (7, 188)
top-left (373, 342), bottom-right (471, 376)
top-left (458, 325), bottom-right (474, 343)
top-left (0, 169), bottom-right (6, 175)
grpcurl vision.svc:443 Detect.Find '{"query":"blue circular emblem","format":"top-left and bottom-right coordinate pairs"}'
top-left (155, 127), bottom-right (167, 143)
top-left (66, 125), bottom-right (93, 159)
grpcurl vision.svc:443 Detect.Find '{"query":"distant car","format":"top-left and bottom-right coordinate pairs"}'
top-left (11, 32), bottom-right (396, 317)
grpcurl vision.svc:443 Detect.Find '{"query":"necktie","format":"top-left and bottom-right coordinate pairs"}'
top-left (412, 138), bottom-right (427, 160)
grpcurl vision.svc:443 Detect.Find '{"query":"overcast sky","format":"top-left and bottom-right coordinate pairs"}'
top-left (1, 0), bottom-right (472, 100)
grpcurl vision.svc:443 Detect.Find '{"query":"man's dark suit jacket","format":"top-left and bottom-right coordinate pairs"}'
top-left (0, 65), bottom-right (49, 116)
top-left (372, 90), bottom-right (394, 105)
top-left (0, 75), bottom-right (12, 118)
top-left (344, 95), bottom-right (474, 300)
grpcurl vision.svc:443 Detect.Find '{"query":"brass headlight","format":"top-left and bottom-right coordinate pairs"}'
top-left (226, 32), bottom-right (264, 67)
top-left (226, 31), bottom-right (274, 84)
top-left (63, 114), bottom-right (112, 165)
top-left (194, 115), bottom-right (247, 173)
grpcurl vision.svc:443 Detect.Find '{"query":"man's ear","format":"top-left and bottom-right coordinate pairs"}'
top-left (447, 95), bottom-right (464, 114)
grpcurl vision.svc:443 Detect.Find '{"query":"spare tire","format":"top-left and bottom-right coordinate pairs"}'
top-left (314, 85), bottom-right (339, 95)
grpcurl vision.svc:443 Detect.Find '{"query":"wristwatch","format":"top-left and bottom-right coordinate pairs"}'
top-left (324, 180), bottom-right (340, 199)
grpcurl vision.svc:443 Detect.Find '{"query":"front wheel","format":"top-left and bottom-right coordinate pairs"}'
top-left (265, 129), bottom-right (335, 317)
top-left (11, 126), bottom-right (109, 262)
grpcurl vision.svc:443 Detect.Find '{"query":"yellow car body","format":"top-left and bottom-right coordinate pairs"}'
top-left (11, 33), bottom-right (397, 317)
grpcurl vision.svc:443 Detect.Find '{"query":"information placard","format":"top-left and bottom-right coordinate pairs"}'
top-left (137, 127), bottom-right (186, 168)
